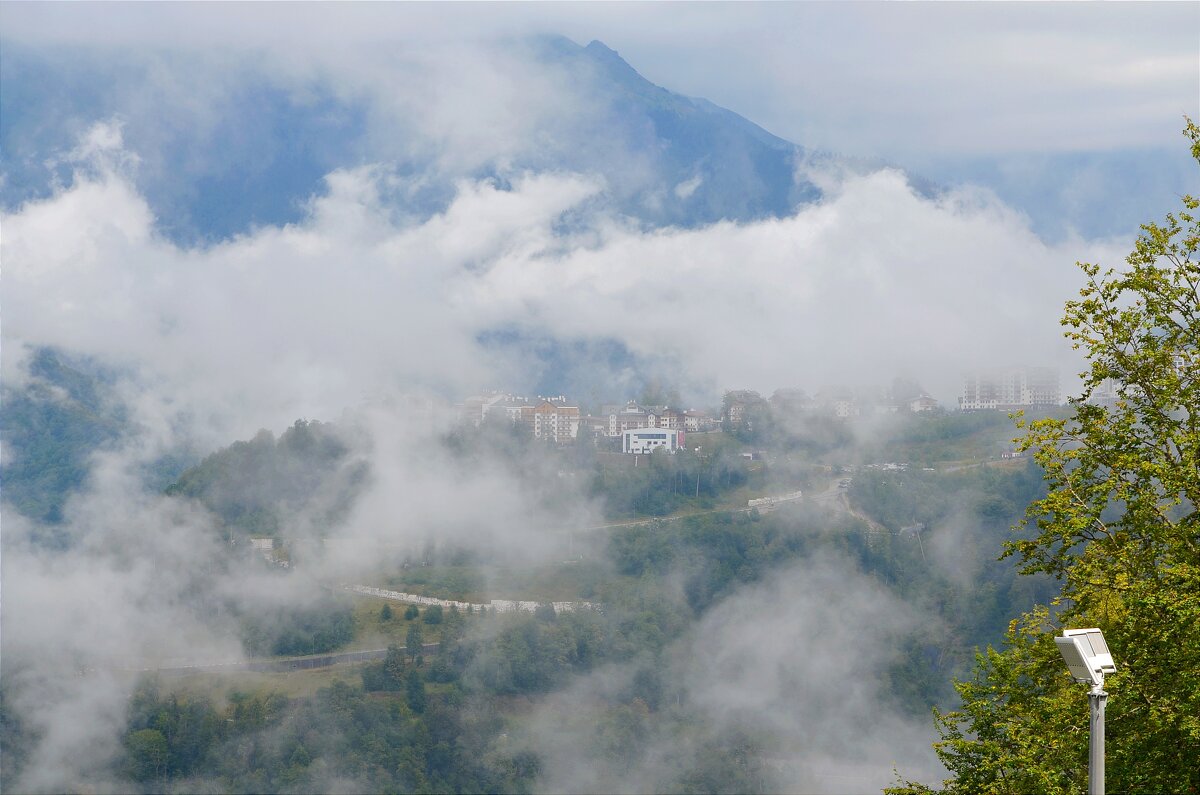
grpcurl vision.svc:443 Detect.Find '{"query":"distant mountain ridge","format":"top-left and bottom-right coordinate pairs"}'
top-left (0, 36), bottom-right (845, 243)
top-left (522, 36), bottom-right (823, 229)
top-left (1, 33), bottom-right (1187, 243)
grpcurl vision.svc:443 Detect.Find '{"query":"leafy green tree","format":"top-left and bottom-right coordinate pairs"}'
top-left (423, 604), bottom-right (444, 625)
top-left (380, 602), bottom-right (393, 622)
top-left (362, 645), bottom-right (407, 692)
top-left (240, 598), bottom-right (354, 657)
top-left (125, 728), bottom-right (169, 782)
top-left (406, 669), bottom-right (428, 714)
top-left (406, 623), bottom-right (425, 663)
top-left (385, 643), bottom-right (407, 680)
top-left (895, 121), bottom-right (1200, 795)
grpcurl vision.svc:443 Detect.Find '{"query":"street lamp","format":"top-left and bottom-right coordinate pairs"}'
top-left (1055, 628), bottom-right (1115, 795)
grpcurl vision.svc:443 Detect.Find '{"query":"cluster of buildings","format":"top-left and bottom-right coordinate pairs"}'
top-left (455, 366), bottom-right (1062, 454)
top-left (723, 385), bottom-right (941, 427)
top-left (459, 393), bottom-right (717, 448)
top-left (720, 366), bottom-right (1061, 426)
top-left (958, 367), bottom-right (1061, 412)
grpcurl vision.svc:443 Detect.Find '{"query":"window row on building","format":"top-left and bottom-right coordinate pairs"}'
top-left (958, 367), bottom-right (1060, 411)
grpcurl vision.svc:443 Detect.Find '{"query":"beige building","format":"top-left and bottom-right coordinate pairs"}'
top-left (908, 394), bottom-right (939, 412)
top-left (532, 400), bottom-right (580, 443)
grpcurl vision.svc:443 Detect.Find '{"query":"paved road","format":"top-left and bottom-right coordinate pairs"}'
top-left (146, 643), bottom-right (442, 676)
top-left (805, 479), bottom-right (844, 504)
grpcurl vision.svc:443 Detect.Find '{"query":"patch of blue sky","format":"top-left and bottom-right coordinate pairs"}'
top-left (914, 146), bottom-right (1196, 242)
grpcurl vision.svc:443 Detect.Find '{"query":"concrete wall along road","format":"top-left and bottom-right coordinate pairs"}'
top-left (342, 584), bottom-right (600, 614)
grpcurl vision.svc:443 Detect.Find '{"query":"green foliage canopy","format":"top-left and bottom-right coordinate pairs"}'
top-left (897, 121), bottom-right (1200, 795)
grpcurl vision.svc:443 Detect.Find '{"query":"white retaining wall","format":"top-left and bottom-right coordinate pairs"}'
top-left (343, 584), bottom-right (598, 614)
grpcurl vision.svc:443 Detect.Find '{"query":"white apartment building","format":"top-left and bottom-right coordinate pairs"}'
top-left (622, 427), bottom-right (685, 454)
top-left (1086, 378), bottom-right (1121, 408)
top-left (462, 392), bottom-right (522, 426)
top-left (959, 367), bottom-right (1060, 411)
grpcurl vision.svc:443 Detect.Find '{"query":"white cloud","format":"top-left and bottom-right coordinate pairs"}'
top-left (516, 554), bottom-right (944, 793)
top-left (0, 330), bottom-right (602, 794)
top-left (674, 174), bottom-right (703, 200)
top-left (678, 556), bottom-right (944, 792)
top-left (2, 125), bottom-right (1124, 428)
top-left (2, 458), bottom-right (248, 792)
top-left (465, 169), bottom-right (1118, 399)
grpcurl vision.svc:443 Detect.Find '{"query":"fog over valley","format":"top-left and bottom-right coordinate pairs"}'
top-left (1, 5), bottom-right (1197, 794)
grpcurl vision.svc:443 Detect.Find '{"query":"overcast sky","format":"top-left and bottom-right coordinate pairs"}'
top-left (4, 1), bottom-right (1196, 160)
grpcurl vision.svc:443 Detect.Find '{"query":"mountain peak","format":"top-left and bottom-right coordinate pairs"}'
top-left (585, 39), bottom-right (619, 58)
top-left (519, 34), bottom-right (820, 228)
top-left (583, 39), bottom-right (644, 83)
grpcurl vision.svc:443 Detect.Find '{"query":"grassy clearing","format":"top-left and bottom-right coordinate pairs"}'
top-left (382, 565), bottom-right (489, 601)
top-left (347, 595), bottom-right (474, 649)
top-left (155, 663), bottom-right (367, 701)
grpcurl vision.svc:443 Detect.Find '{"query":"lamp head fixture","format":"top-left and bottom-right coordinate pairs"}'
top-left (1055, 628), bottom-right (1115, 686)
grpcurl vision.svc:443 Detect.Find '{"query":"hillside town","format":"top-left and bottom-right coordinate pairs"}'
top-left (455, 366), bottom-right (1063, 452)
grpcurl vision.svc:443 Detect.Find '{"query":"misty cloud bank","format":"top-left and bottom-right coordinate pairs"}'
top-left (519, 556), bottom-right (942, 794)
top-left (0, 397), bottom-right (604, 792)
top-left (4, 121), bottom-right (1119, 433)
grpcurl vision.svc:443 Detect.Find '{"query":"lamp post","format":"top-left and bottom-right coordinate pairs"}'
top-left (1055, 628), bottom-right (1116, 795)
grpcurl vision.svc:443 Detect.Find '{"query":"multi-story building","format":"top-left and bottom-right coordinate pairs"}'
top-left (723, 390), bottom-right (765, 428)
top-left (959, 367), bottom-right (1060, 411)
top-left (811, 387), bottom-right (859, 419)
top-left (658, 408), bottom-right (684, 430)
top-left (532, 399), bottom-right (580, 443)
top-left (461, 392), bottom-right (511, 426)
top-left (1086, 378), bottom-right (1121, 408)
top-left (597, 401), bottom-right (659, 436)
top-left (622, 426), bottom-right (685, 455)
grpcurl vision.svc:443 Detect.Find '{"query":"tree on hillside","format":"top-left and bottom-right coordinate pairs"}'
top-left (892, 121), bottom-right (1200, 794)
top-left (125, 728), bottom-right (169, 782)
top-left (406, 623), bottom-right (424, 663)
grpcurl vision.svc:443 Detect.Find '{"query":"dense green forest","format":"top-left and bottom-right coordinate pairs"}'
top-left (2, 354), bottom-right (1068, 792)
top-left (240, 597), bottom-right (358, 658)
top-left (165, 418), bottom-right (365, 542)
top-left (59, 504), bottom-right (1033, 791)
top-left (2, 449), bottom-right (1057, 791)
